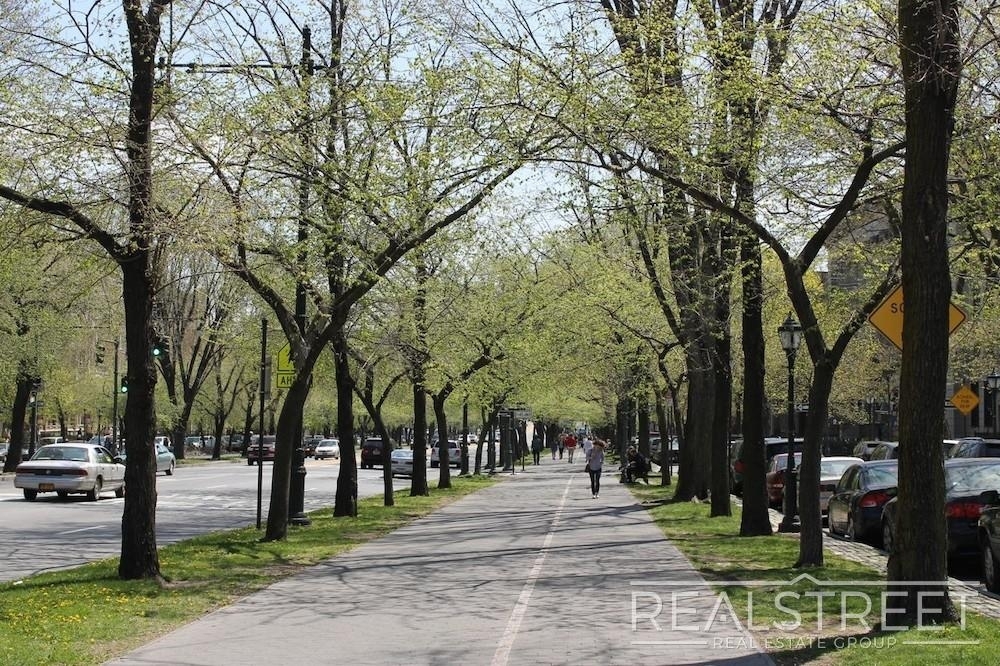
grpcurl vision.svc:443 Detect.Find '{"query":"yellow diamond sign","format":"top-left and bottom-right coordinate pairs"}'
top-left (951, 385), bottom-right (979, 416)
top-left (868, 285), bottom-right (967, 350)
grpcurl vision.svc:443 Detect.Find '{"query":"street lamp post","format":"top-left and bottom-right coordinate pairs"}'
top-left (777, 314), bottom-right (804, 533)
top-left (987, 370), bottom-right (1000, 437)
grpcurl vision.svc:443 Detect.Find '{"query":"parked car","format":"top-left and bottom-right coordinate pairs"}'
top-left (114, 441), bottom-right (176, 476)
top-left (430, 439), bottom-right (461, 468)
top-left (0, 441), bottom-right (7, 464)
top-left (184, 435), bottom-right (216, 451)
top-left (814, 457), bottom-right (865, 514)
top-left (949, 438), bottom-right (1000, 459)
top-left (868, 441), bottom-right (900, 460)
top-left (730, 437), bottom-right (804, 496)
top-left (650, 436), bottom-right (680, 465)
top-left (826, 459), bottom-right (899, 545)
top-left (314, 438), bottom-right (341, 460)
top-left (882, 458), bottom-right (1000, 559)
top-left (302, 436), bottom-right (323, 457)
top-left (360, 437), bottom-right (388, 469)
top-left (852, 441), bottom-right (887, 461)
top-left (246, 435), bottom-right (277, 465)
top-left (765, 452), bottom-right (804, 509)
top-left (14, 443), bottom-right (126, 501)
top-left (979, 490), bottom-right (1000, 591)
top-left (390, 448), bottom-right (417, 477)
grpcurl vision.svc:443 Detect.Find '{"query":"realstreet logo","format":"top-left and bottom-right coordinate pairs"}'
top-left (630, 574), bottom-right (978, 649)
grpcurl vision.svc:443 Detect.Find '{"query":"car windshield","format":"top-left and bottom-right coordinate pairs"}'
top-left (947, 462), bottom-right (1000, 493)
top-left (392, 449), bottom-right (413, 459)
top-left (865, 466), bottom-right (898, 486)
top-left (33, 446), bottom-right (89, 462)
top-left (821, 460), bottom-right (858, 478)
top-left (320, 440), bottom-right (338, 446)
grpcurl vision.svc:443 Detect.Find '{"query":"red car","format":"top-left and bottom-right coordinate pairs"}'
top-left (765, 452), bottom-right (803, 509)
top-left (246, 435), bottom-right (276, 465)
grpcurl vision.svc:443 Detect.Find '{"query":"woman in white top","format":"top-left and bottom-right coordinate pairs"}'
top-left (586, 440), bottom-right (606, 498)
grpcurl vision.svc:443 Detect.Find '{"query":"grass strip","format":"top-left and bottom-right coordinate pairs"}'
top-left (629, 484), bottom-right (1000, 665)
top-left (0, 474), bottom-right (496, 666)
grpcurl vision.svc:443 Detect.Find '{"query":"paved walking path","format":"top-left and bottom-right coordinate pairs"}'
top-left (107, 461), bottom-right (771, 666)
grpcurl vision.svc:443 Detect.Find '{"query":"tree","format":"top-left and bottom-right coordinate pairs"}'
top-left (0, 0), bottom-right (175, 580)
top-left (886, 0), bottom-right (963, 623)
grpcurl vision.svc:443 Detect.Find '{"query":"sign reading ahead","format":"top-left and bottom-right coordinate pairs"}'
top-left (868, 285), bottom-right (967, 350)
top-left (950, 385), bottom-right (979, 416)
top-left (276, 342), bottom-right (295, 389)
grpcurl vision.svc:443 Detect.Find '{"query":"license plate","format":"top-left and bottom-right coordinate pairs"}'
top-left (39, 483), bottom-right (55, 492)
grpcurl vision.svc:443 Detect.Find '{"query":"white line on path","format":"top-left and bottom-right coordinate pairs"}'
top-left (58, 526), bottom-right (105, 535)
top-left (491, 476), bottom-right (573, 666)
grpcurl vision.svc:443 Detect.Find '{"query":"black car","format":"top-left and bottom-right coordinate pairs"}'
top-left (882, 458), bottom-right (1000, 560)
top-left (979, 490), bottom-right (1000, 591)
top-left (360, 437), bottom-right (387, 469)
top-left (826, 459), bottom-right (898, 545)
top-left (868, 441), bottom-right (899, 460)
top-left (950, 438), bottom-right (1000, 459)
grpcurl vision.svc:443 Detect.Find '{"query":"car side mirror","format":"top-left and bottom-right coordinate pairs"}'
top-left (981, 490), bottom-right (1000, 506)
top-left (113, 455), bottom-right (126, 464)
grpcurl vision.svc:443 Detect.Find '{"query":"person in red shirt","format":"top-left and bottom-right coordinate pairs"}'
top-left (564, 432), bottom-right (578, 463)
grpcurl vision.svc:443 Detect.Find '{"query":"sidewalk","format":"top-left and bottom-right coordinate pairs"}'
top-left (107, 460), bottom-right (771, 666)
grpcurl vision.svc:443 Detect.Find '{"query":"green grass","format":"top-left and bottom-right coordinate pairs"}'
top-left (629, 484), bottom-right (1000, 666)
top-left (0, 475), bottom-right (496, 666)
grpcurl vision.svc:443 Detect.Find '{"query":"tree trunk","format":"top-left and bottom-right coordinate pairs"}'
top-left (433, 393), bottom-right (452, 489)
top-left (117, 260), bottom-right (161, 580)
top-left (739, 234), bottom-right (771, 536)
top-left (410, 379), bottom-right (429, 496)
top-left (710, 335), bottom-right (732, 517)
top-left (675, 354), bottom-right (713, 501)
top-left (332, 328), bottom-right (359, 516)
top-left (796, 360), bottom-right (834, 567)
top-left (887, 0), bottom-right (961, 623)
top-left (263, 375), bottom-right (308, 540)
top-left (3, 371), bottom-right (32, 472)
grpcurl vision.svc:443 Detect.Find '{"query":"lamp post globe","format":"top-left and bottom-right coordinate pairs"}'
top-left (777, 314), bottom-right (803, 533)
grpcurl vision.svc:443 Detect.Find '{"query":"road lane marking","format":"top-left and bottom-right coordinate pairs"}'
top-left (58, 526), bottom-right (106, 535)
top-left (491, 476), bottom-right (572, 666)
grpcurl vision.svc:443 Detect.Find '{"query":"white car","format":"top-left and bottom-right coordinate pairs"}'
top-left (390, 448), bottom-right (417, 477)
top-left (15, 443), bottom-right (126, 501)
top-left (314, 438), bottom-right (341, 460)
top-left (430, 440), bottom-right (462, 468)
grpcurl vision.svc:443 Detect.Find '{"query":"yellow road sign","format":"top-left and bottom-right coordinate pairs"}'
top-left (276, 374), bottom-right (295, 389)
top-left (276, 342), bottom-right (294, 373)
top-left (950, 385), bottom-right (979, 416)
top-left (868, 285), bottom-right (967, 350)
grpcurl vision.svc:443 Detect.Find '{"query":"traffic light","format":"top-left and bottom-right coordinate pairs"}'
top-left (120, 377), bottom-right (129, 393)
top-left (152, 342), bottom-right (165, 358)
top-left (96, 345), bottom-right (106, 365)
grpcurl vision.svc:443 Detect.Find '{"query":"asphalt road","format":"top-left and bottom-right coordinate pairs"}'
top-left (0, 456), bottom-right (435, 583)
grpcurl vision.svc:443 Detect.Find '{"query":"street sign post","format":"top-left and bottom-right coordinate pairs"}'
top-left (868, 285), bottom-right (967, 350)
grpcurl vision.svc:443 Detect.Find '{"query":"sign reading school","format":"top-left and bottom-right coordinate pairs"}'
top-left (868, 285), bottom-right (966, 350)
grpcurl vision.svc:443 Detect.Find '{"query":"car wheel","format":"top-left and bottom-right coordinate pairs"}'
top-left (23, 489), bottom-right (37, 501)
top-left (431, 461), bottom-right (439, 468)
top-left (847, 514), bottom-right (859, 542)
top-left (881, 519), bottom-right (893, 553)
top-left (166, 462), bottom-right (174, 476)
top-left (57, 491), bottom-right (69, 500)
top-left (983, 540), bottom-right (1000, 593)
top-left (87, 477), bottom-right (103, 502)
top-left (248, 459), bottom-right (255, 466)
top-left (115, 484), bottom-right (125, 499)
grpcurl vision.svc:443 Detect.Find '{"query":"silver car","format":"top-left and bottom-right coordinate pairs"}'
top-left (116, 442), bottom-right (176, 475)
top-left (430, 440), bottom-right (461, 468)
top-left (390, 448), bottom-right (416, 477)
top-left (15, 443), bottom-right (126, 501)
top-left (314, 438), bottom-right (341, 460)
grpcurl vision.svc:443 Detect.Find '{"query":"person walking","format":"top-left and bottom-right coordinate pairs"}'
top-left (586, 439), bottom-right (606, 499)
top-left (531, 432), bottom-right (544, 465)
top-left (581, 434), bottom-right (594, 461)
top-left (564, 432), bottom-right (578, 463)
top-left (549, 434), bottom-right (559, 460)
